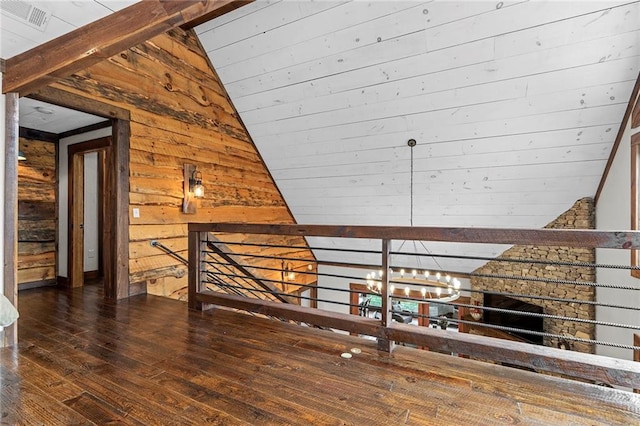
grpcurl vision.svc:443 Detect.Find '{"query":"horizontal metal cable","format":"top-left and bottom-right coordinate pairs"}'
top-left (202, 257), bottom-right (366, 292)
top-left (203, 255), bottom-right (640, 311)
top-left (206, 238), bottom-right (640, 271)
top-left (418, 314), bottom-right (640, 352)
top-left (393, 295), bottom-right (640, 331)
top-left (203, 280), bottom-right (361, 310)
top-left (204, 245), bottom-right (640, 292)
top-left (470, 271), bottom-right (640, 291)
top-left (391, 249), bottom-right (640, 271)
top-left (207, 240), bottom-right (380, 255)
top-left (206, 268), bottom-right (640, 330)
top-left (475, 289), bottom-right (639, 312)
top-left (201, 265), bottom-right (362, 296)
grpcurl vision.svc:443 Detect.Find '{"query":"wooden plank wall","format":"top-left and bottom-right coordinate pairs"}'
top-left (47, 28), bottom-right (315, 299)
top-left (17, 137), bottom-right (57, 288)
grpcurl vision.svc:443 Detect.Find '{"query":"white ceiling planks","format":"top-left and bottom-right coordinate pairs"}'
top-left (199, 1), bottom-right (640, 271)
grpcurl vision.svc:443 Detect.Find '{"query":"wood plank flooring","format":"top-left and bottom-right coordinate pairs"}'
top-left (2, 285), bottom-right (640, 425)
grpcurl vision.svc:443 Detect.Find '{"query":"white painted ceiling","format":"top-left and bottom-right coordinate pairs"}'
top-left (19, 97), bottom-right (105, 133)
top-left (2, 1), bottom-right (640, 273)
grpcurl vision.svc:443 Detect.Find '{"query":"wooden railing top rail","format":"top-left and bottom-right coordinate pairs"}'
top-left (189, 223), bottom-right (640, 249)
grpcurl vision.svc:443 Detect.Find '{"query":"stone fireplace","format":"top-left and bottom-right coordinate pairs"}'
top-left (470, 198), bottom-right (596, 353)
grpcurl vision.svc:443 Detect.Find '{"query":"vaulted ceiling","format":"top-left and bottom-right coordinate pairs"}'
top-left (2, 0), bottom-right (639, 272)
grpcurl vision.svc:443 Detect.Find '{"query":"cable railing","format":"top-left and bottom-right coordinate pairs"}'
top-left (187, 223), bottom-right (640, 389)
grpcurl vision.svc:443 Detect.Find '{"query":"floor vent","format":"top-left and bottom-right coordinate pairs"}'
top-left (0, 0), bottom-right (51, 32)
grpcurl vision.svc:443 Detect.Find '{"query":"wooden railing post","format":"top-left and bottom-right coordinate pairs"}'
top-left (378, 239), bottom-right (394, 353)
top-left (188, 229), bottom-right (206, 310)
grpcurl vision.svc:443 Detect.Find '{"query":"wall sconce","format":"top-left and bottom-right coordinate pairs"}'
top-left (191, 169), bottom-right (205, 198)
top-left (183, 164), bottom-right (205, 214)
top-left (282, 261), bottom-right (296, 282)
top-left (18, 151), bottom-right (26, 161)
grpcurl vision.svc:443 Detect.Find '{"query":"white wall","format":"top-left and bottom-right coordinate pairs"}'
top-left (595, 92), bottom-right (640, 361)
top-left (83, 152), bottom-right (99, 272)
top-left (317, 265), bottom-right (355, 315)
top-left (58, 127), bottom-right (111, 277)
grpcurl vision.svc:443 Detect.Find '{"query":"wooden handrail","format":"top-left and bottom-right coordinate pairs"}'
top-left (189, 223), bottom-right (640, 249)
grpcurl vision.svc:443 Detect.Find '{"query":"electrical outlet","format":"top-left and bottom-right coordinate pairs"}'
top-left (132, 208), bottom-right (140, 218)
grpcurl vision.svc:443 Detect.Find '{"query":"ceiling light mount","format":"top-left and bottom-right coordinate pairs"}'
top-left (34, 106), bottom-right (54, 114)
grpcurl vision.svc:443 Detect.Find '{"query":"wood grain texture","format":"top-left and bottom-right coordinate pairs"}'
top-left (17, 137), bottom-right (57, 290)
top-left (196, 289), bottom-right (640, 389)
top-left (48, 27), bottom-right (315, 299)
top-left (3, 285), bottom-right (639, 424)
top-left (2, 0), bottom-right (251, 96)
top-left (3, 93), bottom-right (20, 347)
top-left (192, 222), bottom-right (640, 250)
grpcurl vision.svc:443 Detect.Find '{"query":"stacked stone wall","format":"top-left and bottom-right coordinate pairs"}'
top-left (471, 198), bottom-right (595, 353)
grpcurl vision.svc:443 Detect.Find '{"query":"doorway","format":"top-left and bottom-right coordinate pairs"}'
top-left (67, 138), bottom-right (111, 288)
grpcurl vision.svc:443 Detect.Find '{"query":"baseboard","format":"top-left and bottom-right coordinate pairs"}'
top-left (18, 279), bottom-right (58, 291)
top-left (84, 270), bottom-right (99, 280)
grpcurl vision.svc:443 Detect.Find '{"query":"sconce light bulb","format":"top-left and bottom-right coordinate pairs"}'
top-left (421, 287), bottom-right (426, 297)
top-left (193, 184), bottom-right (204, 198)
top-left (404, 286), bottom-right (410, 296)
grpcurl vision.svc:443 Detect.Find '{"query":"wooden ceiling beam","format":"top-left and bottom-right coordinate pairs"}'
top-left (2, 0), bottom-right (251, 96)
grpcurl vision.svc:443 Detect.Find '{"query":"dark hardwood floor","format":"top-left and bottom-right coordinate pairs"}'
top-left (2, 285), bottom-right (639, 425)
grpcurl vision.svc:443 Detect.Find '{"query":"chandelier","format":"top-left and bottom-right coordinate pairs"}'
top-left (365, 268), bottom-right (461, 303)
top-left (364, 138), bottom-right (462, 303)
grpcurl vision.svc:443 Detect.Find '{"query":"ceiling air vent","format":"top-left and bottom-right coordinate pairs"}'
top-left (0, 0), bottom-right (51, 32)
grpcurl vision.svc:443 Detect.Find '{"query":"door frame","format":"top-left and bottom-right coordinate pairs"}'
top-left (68, 138), bottom-right (111, 288)
top-left (29, 87), bottom-right (130, 301)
